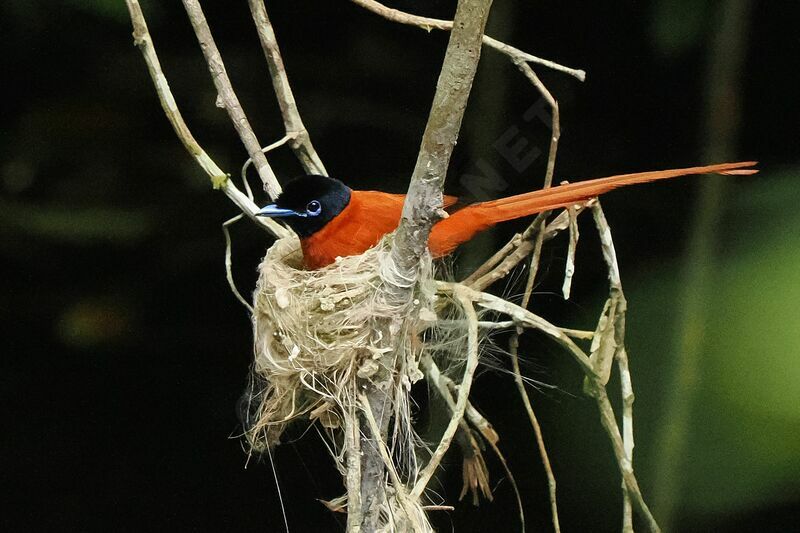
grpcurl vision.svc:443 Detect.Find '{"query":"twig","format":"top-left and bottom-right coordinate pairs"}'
top-left (357, 1), bottom-right (495, 529)
top-left (591, 202), bottom-right (634, 532)
top-left (466, 206), bottom-right (585, 291)
top-left (247, 0), bottom-right (327, 176)
top-left (442, 282), bottom-right (596, 375)
top-left (222, 215), bottom-right (254, 313)
top-left (422, 356), bottom-right (496, 506)
top-left (344, 412), bottom-right (362, 533)
top-left (505, 67), bottom-right (561, 526)
top-left (424, 357), bottom-right (527, 530)
top-left (124, 0), bottom-right (288, 239)
top-left (562, 205), bottom-right (579, 299)
top-left (180, 0), bottom-right (283, 199)
top-left (360, 394), bottom-right (422, 528)
top-left (411, 287), bottom-right (481, 499)
top-left (440, 279), bottom-right (661, 531)
top-left (349, 0), bottom-right (586, 81)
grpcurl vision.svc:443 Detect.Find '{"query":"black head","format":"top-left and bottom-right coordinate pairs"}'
top-left (257, 175), bottom-right (352, 238)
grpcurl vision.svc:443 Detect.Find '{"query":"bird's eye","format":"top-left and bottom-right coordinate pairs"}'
top-left (306, 200), bottom-right (322, 216)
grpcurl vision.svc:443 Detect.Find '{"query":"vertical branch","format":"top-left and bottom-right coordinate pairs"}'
top-left (387, 0), bottom-right (495, 286)
top-left (181, 0), bottom-right (283, 199)
top-left (411, 287), bottom-right (481, 499)
top-left (124, 0), bottom-right (288, 238)
top-left (247, 0), bottom-right (328, 176)
top-left (357, 1), bottom-right (494, 530)
top-left (344, 411), bottom-right (362, 533)
top-left (652, 1), bottom-right (753, 528)
top-left (592, 202), bottom-right (635, 532)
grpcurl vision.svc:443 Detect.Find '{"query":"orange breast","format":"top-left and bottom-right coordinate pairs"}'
top-left (300, 191), bottom-right (406, 269)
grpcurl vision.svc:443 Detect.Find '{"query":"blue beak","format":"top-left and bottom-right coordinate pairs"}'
top-left (256, 204), bottom-right (298, 218)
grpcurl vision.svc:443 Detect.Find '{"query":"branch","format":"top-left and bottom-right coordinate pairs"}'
top-left (356, 1), bottom-right (494, 529)
top-left (411, 287), bottom-right (481, 499)
top-left (350, 0), bottom-right (586, 81)
top-left (247, 0), bottom-right (328, 176)
top-left (181, 0), bottom-right (283, 200)
top-left (124, 0), bottom-right (288, 238)
top-left (464, 206), bottom-right (585, 290)
top-left (387, 0), bottom-right (495, 285)
top-left (445, 278), bottom-right (660, 531)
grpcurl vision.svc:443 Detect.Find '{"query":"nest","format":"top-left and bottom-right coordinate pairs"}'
top-left (243, 235), bottom-right (436, 453)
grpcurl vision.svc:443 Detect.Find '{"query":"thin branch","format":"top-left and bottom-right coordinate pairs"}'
top-left (247, 0), bottom-right (328, 176)
top-left (181, 0), bottom-right (283, 199)
top-left (591, 202), bottom-right (635, 531)
top-left (466, 206), bottom-right (586, 291)
top-left (507, 217), bottom-right (560, 532)
top-left (223, 215), bottom-right (254, 313)
top-left (562, 205), bottom-right (579, 299)
top-left (344, 412), bottom-right (362, 533)
top-left (360, 394), bottom-right (421, 527)
top-left (411, 287), bottom-right (481, 499)
top-left (124, 0), bottom-right (288, 238)
top-left (440, 278), bottom-right (660, 530)
top-left (349, 0), bottom-right (586, 81)
top-left (387, 0), bottom-right (495, 288)
top-left (504, 68), bottom-right (561, 523)
top-left (440, 282), bottom-right (596, 378)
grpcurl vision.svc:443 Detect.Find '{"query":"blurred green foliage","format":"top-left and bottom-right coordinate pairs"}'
top-left (650, 0), bottom-right (712, 56)
top-left (629, 169), bottom-right (800, 516)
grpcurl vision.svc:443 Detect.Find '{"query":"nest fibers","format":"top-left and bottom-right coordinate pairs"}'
top-left (243, 235), bottom-right (466, 461)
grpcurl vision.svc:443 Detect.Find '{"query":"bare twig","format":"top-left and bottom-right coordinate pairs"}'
top-left (411, 287), bottom-right (481, 499)
top-left (562, 205), bottom-right (579, 299)
top-left (504, 66), bottom-right (562, 526)
top-left (466, 206), bottom-right (586, 290)
top-left (181, 0), bottom-right (283, 199)
top-left (222, 215), bottom-right (254, 313)
top-left (349, 0), bottom-right (586, 81)
top-left (357, 1), bottom-right (495, 529)
top-left (440, 279), bottom-right (661, 531)
top-left (360, 394), bottom-right (423, 528)
top-left (591, 202), bottom-right (635, 532)
top-left (124, 0), bottom-right (288, 238)
top-left (247, 0), bottom-right (327, 176)
top-left (344, 412), bottom-right (362, 533)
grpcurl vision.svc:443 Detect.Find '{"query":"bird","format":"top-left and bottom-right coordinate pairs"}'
top-left (257, 161), bottom-right (757, 270)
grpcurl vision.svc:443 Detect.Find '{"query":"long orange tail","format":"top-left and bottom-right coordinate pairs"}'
top-left (429, 161), bottom-right (758, 256)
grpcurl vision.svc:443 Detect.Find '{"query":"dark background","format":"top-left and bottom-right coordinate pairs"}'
top-left (2, 1), bottom-right (799, 531)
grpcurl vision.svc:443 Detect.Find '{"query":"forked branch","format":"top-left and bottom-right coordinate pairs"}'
top-left (124, 0), bottom-right (288, 238)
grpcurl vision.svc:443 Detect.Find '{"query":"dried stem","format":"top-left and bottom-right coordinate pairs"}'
top-left (181, 0), bottom-right (283, 199)
top-left (504, 66), bottom-right (561, 525)
top-left (591, 202), bottom-right (635, 532)
top-left (344, 412), bottom-right (362, 533)
top-left (411, 287), bottom-right (481, 499)
top-left (247, 0), bottom-right (327, 176)
top-left (357, 0), bottom-right (494, 529)
top-left (465, 207), bottom-right (585, 290)
top-left (440, 278), bottom-right (661, 531)
top-left (360, 394), bottom-right (424, 529)
top-left (123, 0), bottom-right (288, 238)
top-left (349, 0), bottom-right (586, 81)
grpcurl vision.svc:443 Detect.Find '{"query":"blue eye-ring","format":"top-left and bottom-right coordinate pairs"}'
top-left (306, 200), bottom-right (322, 216)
